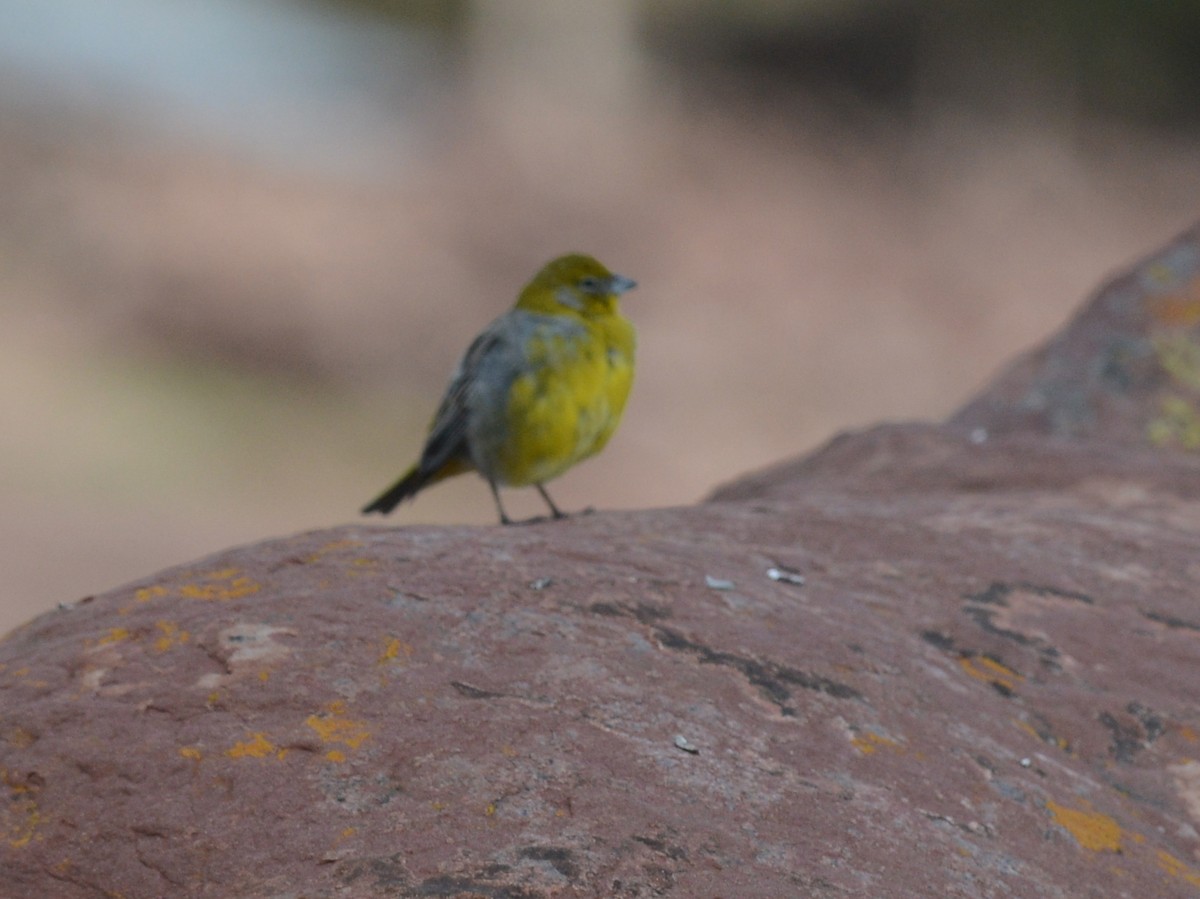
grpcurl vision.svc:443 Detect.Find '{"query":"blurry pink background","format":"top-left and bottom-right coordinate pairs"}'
top-left (4, 0), bottom-right (1200, 635)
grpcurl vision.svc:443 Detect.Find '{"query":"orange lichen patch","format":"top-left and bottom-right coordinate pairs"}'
top-left (153, 621), bottom-right (190, 653)
top-left (326, 750), bottom-right (347, 763)
top-left (258, 670), bottom-right (270, 682)
top-left (1045, 799), bottom-right (1123, 852)
top-left (1150, 291), bottom-right (1200, 328)
top-left (959, 655), bottom-right (1022, 693)
top-left (851, 732), bottom-right (902, 756)
top-left (178, 746), bottom-right (202, 761)
top-left (1, 768), bottom-right (43, 849)
top-left (1157, 850), bottom-right (1200, 887)
top-left (305, 701), bottom-right (371, 753)
top-left (1180, 726), bottom-right (1199, 743)
top-left (226, 732), bottom-right (279, 760)
top-left (179, 568), bottom-right (262, 602)
top-left (378, 638), bottom-right (412, 665)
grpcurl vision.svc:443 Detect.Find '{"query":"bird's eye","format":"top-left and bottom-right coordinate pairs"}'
top-left (578, 276), bottom-right (601, 293)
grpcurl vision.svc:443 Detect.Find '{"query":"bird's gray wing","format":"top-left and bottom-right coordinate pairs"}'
top-left (415, 324), bottom-right (507, 476)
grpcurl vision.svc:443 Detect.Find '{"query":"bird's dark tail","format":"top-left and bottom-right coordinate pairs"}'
top-left (362, 465), bottom-right (423, 515)
top-left (362, 458), bottom-right (470, 515)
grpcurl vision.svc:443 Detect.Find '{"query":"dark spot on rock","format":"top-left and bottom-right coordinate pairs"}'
top-left (654, 627), bottom-right (861, 713)
top-left (450, 681), bottom-right (504, 700)
top-left (921, 630), bottom-right (956, 651)
top-left (1099, 711), bottom-right (1144, 764)
top-left (519, 846), bottom-right (578, 879)
top-left (1022, 711), bottom-right (1070, 752)
top-left (965, 581), bottom-right (1093, 606)
top-left (632, 603), bottom-right (670, 623)
top-left (966, 583), bottom-right (1014, 607)
top-left (588, 602), bottom-right (623, 617)
top-left (1127, 701), bottom-right (1166, 744)
top-left (776, 666), bottom-right (863, 700)
top-left (990, 681), bottom-right (1015, 698)
top-left (632, 834), bottom-right (688, 861)
top-left (587, 601), bottom-right (669, 623)
top-left (974, 754), bottom-right (997, 774)
top-left (1141, 609), bottom-right (1200, 631)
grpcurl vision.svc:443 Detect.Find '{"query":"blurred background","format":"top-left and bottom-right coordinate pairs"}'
top-left (3, 0), bottom-right (1200, 635)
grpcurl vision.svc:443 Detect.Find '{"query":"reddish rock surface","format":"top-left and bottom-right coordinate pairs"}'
top-left (953, 221), bottom-right (1200, 449)
top-left (5, 225), bottom-right (1200, 897)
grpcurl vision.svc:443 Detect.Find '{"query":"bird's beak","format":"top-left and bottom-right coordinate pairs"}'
top-left (609, 274), bottom-right (637, 295)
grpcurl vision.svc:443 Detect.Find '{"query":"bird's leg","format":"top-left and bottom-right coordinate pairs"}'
top-left (536, 484), bottom-right (568, 520)
top-left (489, 480), bottom-right (513, 525)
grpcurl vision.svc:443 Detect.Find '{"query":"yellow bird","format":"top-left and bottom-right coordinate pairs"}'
top-left (363, 253), bottom-right (637, 524)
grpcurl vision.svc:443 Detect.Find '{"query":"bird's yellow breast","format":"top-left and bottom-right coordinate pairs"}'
top-left (495, 315), bottom-right (634, 487)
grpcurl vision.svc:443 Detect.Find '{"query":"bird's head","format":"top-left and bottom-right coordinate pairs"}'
top-left (515, 254), bottom-right (636, 319)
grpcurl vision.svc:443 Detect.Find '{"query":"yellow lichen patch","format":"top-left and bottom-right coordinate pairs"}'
top-left (134, 585), bottom-right (169, 604)
top-left (1148, 395), bottom-right (1200, 451)
top-left (378, 638), bottom-right (412, 666)
top-left (301, 538), bottom-right (363, 564)
top-left (326, 750), bottom-right (347, 763)
top-left (305, 701), bottom-right (371, 754)
top-left (1045, 799), bottom-right (1123, 852)
top-left (959, 655), bottom-right (1022, 693)
top-left (1156, 332), bottom-right (1200, 392)
top-left (1157, 850), bottom-right (1200, 887)
top-left (851, 732), bottom-right (903, 756)
top-left (1014, 719), bottom-right (1040, 741)
top-left (258, 670), bottom-right (270, 682)
top-left (5, 727), bottom-right (36, 749)
top-left (1013, 718), bottom-right (1069, 751)
top-left (153, 621), bottom-right (190, 653)
top-left (96, 627), bottom-right (133, 647)
top-left (1180, 726), bottom-right (1199, 743)
top-left (226, 732), bottom-right (279, 760)
top-left (178, 746), bottom-right (202, 761)
top-left (1, 768), bottom-right (43, 849)
top-left (179, 568), bottom-right (262, 601)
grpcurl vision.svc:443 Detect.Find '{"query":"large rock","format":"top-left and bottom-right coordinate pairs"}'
top-left (4, 226), bottom-right (1200, 897)
top-left (953, 221), bottom-right (1200, 449)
